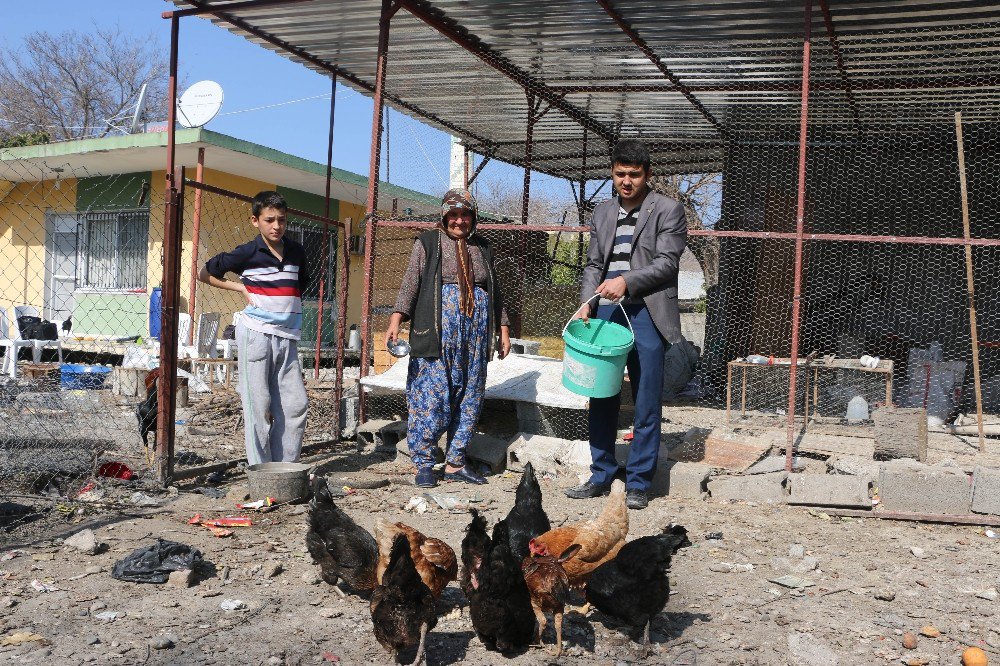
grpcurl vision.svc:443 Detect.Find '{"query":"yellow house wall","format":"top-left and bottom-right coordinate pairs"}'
top-left (0, 177), bottom-right (78, 318)
top-left (180, 169), bottom-right (275, 332)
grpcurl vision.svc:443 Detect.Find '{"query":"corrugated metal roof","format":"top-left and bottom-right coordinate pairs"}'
top-left (170, 0), bottom-right (1000, 178)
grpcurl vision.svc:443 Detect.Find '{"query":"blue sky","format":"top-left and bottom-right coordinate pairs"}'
top-left (3, 0), bottom-right (574, 204)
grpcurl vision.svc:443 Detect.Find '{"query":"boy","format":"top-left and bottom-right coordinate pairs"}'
top-left (199, 190), bottom-right (309, 465)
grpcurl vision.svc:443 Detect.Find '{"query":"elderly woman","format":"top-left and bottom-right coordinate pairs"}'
top-left (385, 188), bottom-right (511, 488)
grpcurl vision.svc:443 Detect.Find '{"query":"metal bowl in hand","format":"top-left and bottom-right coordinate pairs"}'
top-left (387, 339), bottom-right (411, 358)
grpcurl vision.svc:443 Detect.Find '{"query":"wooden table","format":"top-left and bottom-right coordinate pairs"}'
top-left (726, 357), bottom-right (894, 427)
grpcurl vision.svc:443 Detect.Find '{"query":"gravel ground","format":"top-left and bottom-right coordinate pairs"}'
top-left (2, 447), bottom-right (999, 666)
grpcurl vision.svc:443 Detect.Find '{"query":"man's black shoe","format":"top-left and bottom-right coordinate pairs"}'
top-left (564, 481), bottom-right (611, 500)
top-left (626, 489), bottom-right (649, 510)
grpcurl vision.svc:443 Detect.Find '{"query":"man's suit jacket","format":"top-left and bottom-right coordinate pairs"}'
top-left (580, 189), bottom-right (688, 344)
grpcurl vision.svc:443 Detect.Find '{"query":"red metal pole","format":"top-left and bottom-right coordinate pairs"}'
top-left (155, 14), bottom-right (181, 486)
top-left (157, 167), bottom-right (184, 485)
top-left (187, 147), bottom-right (205, 345)
top-left (785, 0), bottom-right (813, 473)
top-left (358, 0), bottom-right (396, 423)
top-left (314, 73), bottom-right (337, 380)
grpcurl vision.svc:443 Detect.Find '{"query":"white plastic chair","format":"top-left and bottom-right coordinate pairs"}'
top-left (180, 312), bottom-right (221, 359)
top-left (177, 313), bottom-right (193, 357)
top-left (12, 305), bottom-right (63, 367)
top-left (0, 307), bottom-right (33, 378)
top-left (217, 311), bottom-right (242, 360)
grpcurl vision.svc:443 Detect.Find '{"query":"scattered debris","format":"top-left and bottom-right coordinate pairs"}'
top-left (64, 528), bottom-right (101, 555)
top-left (875, 589), bottom-right (897, 602)
top-left (902, 632), bottom-right (919, 649)
top-left (150, 635), bottom-right (175, 650)
top-left (0, 631), bottom-right (47, 647)
top-left (110, 539), bottom-right (203, 584)
top-left (0, 550), bottom-right (27, 562)
top-left (167, 569), bottom-right (195, 588)
top-left (709, 561), bottom-right (754, 573)
top-left (94, 611), bottom-right (120, 622)
top-left (770, 575), bottom-right (816, 589)
top-left (404, 496), bottom-right (429, 513)
top-left (919, 626), bottom-right (941, 638)
top-left (704, 532), bottom-right (724, 541)
top-left (220, 599), bottom-right (247, 611)
top-left (237, 498), bottom-right (275, 510)
top-left (195, 487), bottom-right (227, 499)
top-left (30, 579), bottom-right (58, 593)
top-left (129, 492), bottom-right (162, 507)
top-left (97, 461), bottom-right (135, 480)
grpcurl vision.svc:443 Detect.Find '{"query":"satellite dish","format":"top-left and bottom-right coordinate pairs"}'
top-left (176, 80), bottom-right (224, 128)
top-left (130, 83), bottom-right (150, 134)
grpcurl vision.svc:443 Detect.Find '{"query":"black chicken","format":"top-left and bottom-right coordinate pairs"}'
top-left (463, 514), bottom-right (535, 655)
top-left (135, 368), bottom-right (160, 450)
top-left (305, 476), bottom-right (378, 594)
top-left (61, 316), bottom-right (72, 334)
top-left (370, 533), bottom-right (437, 666)
top-left (504, 462), bottom-right (550, 560)
top-left (585, 525), bottom-right (692, 651)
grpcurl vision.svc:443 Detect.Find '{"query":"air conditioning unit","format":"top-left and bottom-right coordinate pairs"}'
top-left (349, 234), bottom-right (365, 255)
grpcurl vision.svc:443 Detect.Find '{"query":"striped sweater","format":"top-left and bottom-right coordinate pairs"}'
top-left (599, 204), bottom-right (640, 305)
top-left (205, 235), bottom-right (309, 340)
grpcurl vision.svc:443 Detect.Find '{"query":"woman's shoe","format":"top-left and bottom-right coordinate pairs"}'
top-left (415, 468), bottom-right (438, 488)
top-left (443, 466), bottom-right (487, 485)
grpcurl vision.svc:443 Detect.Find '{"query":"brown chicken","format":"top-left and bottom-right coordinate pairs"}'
top-left (521, 543), bottom-right (581, 656)
top-left (528, 479), bottom-right (628, 588)
top-left (375, 518), bottom-right (457, 599)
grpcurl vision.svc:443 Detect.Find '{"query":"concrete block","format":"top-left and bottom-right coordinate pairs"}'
top-left (659, 462), bottom-right (711, 499)
top-left (788, 474), bottom-right (872, 509)
top-left (339, 395), bottom-right (359, 440)
top-left (826, 455), bottom-right (880, 485)
top-left (466, 434), bottom-right (509, 472)
top-left (357, 419), bottom-right (406, 454)
top-left (507, 433), bottom-right (590, 474)
top-left (708, 471), bottom-right (788, 503)
top-left (670, 427), bottom-right (769, 471)
top-left (972, 466), bottom-right (1000, 515)
top-left (878, 460), bottom-right (972, 515)
top-left (745, 456), bottom-right (803, 475)
top-left (509, 338), bottom-right (542, 355)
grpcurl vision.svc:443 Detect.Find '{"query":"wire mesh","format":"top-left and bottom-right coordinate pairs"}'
top-left (356, 3), bottom-right (1000, 467)
top-left (0, 155), bottom-right (169, 544)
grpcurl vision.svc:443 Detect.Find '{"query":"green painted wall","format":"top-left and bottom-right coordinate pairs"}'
top-left (74, 293), bottom-right (147, 337)
top-left (300, 301), bottom-right (337, 349)
top-left (76, 172), bottom-right (152, 212)
top-left (277, 185), bottom-right (337, 222)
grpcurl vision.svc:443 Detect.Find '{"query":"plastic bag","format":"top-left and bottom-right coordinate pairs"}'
top-left (110, 538), bottom-right (203, 584)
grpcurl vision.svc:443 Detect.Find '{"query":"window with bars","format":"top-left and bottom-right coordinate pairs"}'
top-left (285, 220), bottom-right (337, 300)
top-left (79, 210), bottom-right (149, 290)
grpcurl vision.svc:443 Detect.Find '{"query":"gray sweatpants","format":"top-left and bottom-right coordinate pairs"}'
top-left (236, 321), bottom-right (308, 465)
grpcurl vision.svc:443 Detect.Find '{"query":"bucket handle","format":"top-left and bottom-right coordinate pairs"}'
top-left (562, 293), bottom-right (635, 342)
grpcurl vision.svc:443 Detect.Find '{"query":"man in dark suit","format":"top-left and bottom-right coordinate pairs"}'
top-left (565, 139), bottom-right (688, 510)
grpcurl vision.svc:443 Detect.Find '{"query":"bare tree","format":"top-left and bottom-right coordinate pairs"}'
top-left (651, 173), bottom-right (722, 288)
top-left (0, 27), bottom-right (168, 141)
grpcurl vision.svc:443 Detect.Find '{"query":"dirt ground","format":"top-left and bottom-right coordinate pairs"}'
top-left (2, 442), bottom-right (999, 666)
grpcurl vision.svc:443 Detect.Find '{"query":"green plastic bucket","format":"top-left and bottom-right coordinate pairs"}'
top-left (561, 302), bottom-right (634, 398)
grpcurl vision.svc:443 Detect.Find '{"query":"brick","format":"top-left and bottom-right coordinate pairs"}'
top-left (671, 427), bottom-right (769, 472)
top-left (878, 460), bottom-right (972, 515)
top-left (972, 466), bottom-right (1000, 516)
top-left (745, 456), bottom-right (803, 475)
top-left (788, 474), bottom-right (872, 509)
top-left (659, 462), bottom-right (711, 499)
top-left (357, 419), bottom-right (406, 454)
top-left (708, 471), bottom-right (788, 503)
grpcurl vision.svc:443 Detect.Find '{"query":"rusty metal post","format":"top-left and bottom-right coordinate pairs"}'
top-left (785, 0), bottom-right (813, 473)
top-left (187, 147), bottom-right (205, 344)
top-left (314, 73), bottom-right (337, 380)
top-left (521, 91), bottom-right (535, 226)
top-left (359, 0), bottom-right (397, 423)
top-left (463, 144), bottom-right (470, 189)
top-left (156, 167), bottom-right (185, 485)
top-left (333, 216), bottom-right (351, 440)
top-left (155, 14), bottom-right (181, 486)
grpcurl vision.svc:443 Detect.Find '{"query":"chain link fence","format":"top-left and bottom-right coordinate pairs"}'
top-left (356, 6), bottom-right (1000, 468)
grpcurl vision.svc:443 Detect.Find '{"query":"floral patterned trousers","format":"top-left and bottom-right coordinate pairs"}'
top-left (406, 284), bottom-right (489, 470)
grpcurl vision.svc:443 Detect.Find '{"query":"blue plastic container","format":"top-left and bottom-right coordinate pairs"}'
top-left (61, 364), bottom-right (112, 390)
top-left (149, 286), bottom-right (162, 339)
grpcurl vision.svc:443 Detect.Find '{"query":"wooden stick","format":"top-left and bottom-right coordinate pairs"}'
top-left (954, 111), bottom-right (986, 453)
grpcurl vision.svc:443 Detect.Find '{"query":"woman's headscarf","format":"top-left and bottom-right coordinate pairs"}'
top-left (440, 188), bottom-right (478, 318)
